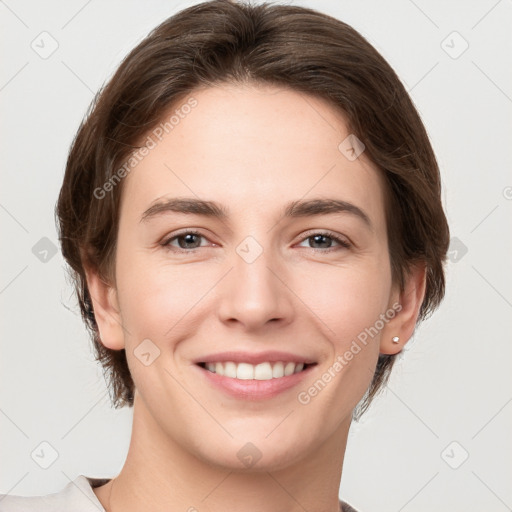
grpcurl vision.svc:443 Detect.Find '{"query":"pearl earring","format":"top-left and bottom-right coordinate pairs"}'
top-left (392, 336), bottom-right (400, 344)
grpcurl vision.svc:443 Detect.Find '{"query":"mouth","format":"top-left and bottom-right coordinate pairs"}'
top-left (196, 361), bottom-right (316, 380)
top-left (194, 360), bottom-right (317, 400)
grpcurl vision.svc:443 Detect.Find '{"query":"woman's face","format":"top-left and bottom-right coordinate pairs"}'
top-left (99, 83), bottom-right (403, 470)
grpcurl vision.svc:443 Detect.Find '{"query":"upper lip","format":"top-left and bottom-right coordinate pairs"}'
top-left (194, 351), bottom-right (317, 365)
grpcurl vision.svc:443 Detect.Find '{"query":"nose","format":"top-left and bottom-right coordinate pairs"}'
top-left (216, 240), bottom-right (294, 331)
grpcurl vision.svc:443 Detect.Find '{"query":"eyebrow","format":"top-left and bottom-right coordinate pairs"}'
top-left (140, 197), bottom-right (372, 229)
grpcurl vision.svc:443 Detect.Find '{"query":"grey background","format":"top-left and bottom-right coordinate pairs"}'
top-left (1, 1), bottom-right (511, 510)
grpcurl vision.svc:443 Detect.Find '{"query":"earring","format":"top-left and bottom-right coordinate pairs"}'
top-left (392, 336), bottom-right (400, 344)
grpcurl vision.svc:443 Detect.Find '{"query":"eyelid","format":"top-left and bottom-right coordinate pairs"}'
top-left (295, 229), bottom-right (352, 250)
top-left (161, 228), bottom-right (352, 253)
top-left (161, 228), bottom-right (213, 251)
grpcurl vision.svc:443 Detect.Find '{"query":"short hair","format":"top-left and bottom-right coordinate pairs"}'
top-left (56, 0), bottom-right (450, 415)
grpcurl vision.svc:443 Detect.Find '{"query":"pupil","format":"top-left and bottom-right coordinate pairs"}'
top-left (179, 233), bottom-right (200, 249)
top-left (311, 234), bottom-right (330, 248)
top-left (178, 234), bottom-right (332, 250)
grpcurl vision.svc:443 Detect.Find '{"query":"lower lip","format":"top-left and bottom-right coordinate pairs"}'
top-left (195, 364), bottom-right (315, 400)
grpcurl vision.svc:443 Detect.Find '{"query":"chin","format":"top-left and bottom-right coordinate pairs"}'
top-left (190, 423), bottom-right (313, 473)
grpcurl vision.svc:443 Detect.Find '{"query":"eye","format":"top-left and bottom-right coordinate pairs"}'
top-left (161, 229), bottom-right (351, 254)
top-left (297, 231), bottom-right (351, 252)
top-left (161, 230), bottom-right (212, 252)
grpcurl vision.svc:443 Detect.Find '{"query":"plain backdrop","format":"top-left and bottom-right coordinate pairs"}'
top-left (1, 1), bottom-right (511, 511)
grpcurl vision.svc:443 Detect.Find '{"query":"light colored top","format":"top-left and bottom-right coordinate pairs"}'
top-left (0, 474), bottom-right (360, 511)
top-left (0, 475), bottom-right (108, 512)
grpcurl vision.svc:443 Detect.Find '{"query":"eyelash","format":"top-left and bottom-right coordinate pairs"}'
top-left (161, 229), bottom-right (351, 254)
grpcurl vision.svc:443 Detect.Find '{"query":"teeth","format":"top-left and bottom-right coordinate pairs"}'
top-left (237, 362), bottom-right (254, 380)
top-left (272, 361), bottom-right (284, 378)
top-left (203, 361), bottom-right (307, 380)
top-left (215, 362), bottom-right (224, 376)
top-left (284, 362), bottom-right (295, 376)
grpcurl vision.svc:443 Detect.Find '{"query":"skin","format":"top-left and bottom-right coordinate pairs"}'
top-left (86, 83), bottom-right (426, 512)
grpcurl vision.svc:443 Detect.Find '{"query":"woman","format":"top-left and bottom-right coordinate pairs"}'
top-left (0, 0), bottom-right (449, 510)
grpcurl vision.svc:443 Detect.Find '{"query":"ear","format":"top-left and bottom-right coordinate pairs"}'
top-left (84, 265), bottom-right (125, 350)
top-left (379, 262), bottom-right (427, 355)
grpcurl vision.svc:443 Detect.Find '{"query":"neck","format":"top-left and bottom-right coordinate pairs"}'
top-left (94, 395), bottom-right (351, 512)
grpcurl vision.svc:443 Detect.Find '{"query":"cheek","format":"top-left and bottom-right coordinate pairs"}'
top-left (300, 265), bottom-right (390, 403)
top-left (115, 249), bottom-right (215, 341)
top-left (297, 258), bottom-right (392, 343)
top-left (117, 246), bottom-right (392, 340)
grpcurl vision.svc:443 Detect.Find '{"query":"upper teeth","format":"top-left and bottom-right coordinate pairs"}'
top-left (205, 361), bottom-right (305, 380)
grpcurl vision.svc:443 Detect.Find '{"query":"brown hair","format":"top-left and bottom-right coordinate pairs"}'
top-left (56, 0), bottom-right (450, 415)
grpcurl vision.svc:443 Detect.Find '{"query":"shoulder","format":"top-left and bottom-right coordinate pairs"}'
top-left (0, 475), bottom-right (109, 512)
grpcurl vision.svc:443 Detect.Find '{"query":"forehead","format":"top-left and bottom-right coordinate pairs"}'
top-left (119, 83), bottom-right (387, 229)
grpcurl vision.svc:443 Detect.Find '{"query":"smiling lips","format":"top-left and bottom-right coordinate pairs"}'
top-left (195, 350), bottom-right (317, 381)
top-left (196, 360), bottom-right (316, 400)
top-left (200, 361), bottom-right (310, 380)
